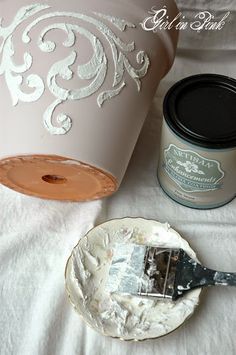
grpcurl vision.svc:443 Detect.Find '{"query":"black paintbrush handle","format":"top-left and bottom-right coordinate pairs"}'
top-left (212, 271), bottom-right (236, 286)
top-left (173, 249), bottom-right (236, 300)
top-left (188, 264), bottom-right (236, 288)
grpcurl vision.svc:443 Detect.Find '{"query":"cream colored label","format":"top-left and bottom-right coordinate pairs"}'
top-left (0, 4), bottom-right (150, 135)
top-left (164, 144), bottom-right (225, 193)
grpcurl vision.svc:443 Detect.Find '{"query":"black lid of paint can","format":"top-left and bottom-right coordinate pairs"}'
top-left (163, 74), bottom-right (236, 149)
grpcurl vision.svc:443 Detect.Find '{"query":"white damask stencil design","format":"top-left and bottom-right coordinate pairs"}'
top-left (0, 4), bottom-right (150, 135)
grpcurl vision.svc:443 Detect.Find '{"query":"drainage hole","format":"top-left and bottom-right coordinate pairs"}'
top-left (42, 175), bottom-right (67, 184)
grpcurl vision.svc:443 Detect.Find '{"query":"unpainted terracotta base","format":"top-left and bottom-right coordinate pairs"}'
top-left (0, 155), bottom-right (117, 201)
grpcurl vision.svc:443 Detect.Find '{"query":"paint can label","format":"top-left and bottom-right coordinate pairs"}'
top-left (163, 144), bottom-right (225, 193)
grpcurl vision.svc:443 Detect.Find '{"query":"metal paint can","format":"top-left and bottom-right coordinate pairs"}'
top-left (158, 74), bottom-right (236, 209)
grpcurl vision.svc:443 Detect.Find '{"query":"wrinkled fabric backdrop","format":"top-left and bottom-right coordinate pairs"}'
top-left (1, 1), bottom-right (236, 354)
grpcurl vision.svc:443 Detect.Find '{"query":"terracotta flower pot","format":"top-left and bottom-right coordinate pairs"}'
top-left (0, 0), bottom-right (178, 201)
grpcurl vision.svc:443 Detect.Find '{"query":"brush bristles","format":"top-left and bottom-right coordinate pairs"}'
top-left (105, 243), bottom-right (147, 294)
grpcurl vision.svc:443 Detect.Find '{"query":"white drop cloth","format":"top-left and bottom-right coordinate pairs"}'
top-left (1, 1), bottom-right (236, 354)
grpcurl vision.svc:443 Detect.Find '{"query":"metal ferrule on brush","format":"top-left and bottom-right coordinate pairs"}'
top-left (138, 247), bottom-right (180, 299)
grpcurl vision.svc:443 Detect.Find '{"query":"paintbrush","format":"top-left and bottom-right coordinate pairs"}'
top-left (106, 243), bottom-right (236, 301)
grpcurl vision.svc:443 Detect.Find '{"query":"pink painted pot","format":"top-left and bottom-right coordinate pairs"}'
top-left (0, 0), bottom-right (178, 201)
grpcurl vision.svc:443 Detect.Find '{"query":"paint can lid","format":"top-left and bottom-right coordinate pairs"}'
top-left (163, 74), bottom-right (236, 149)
